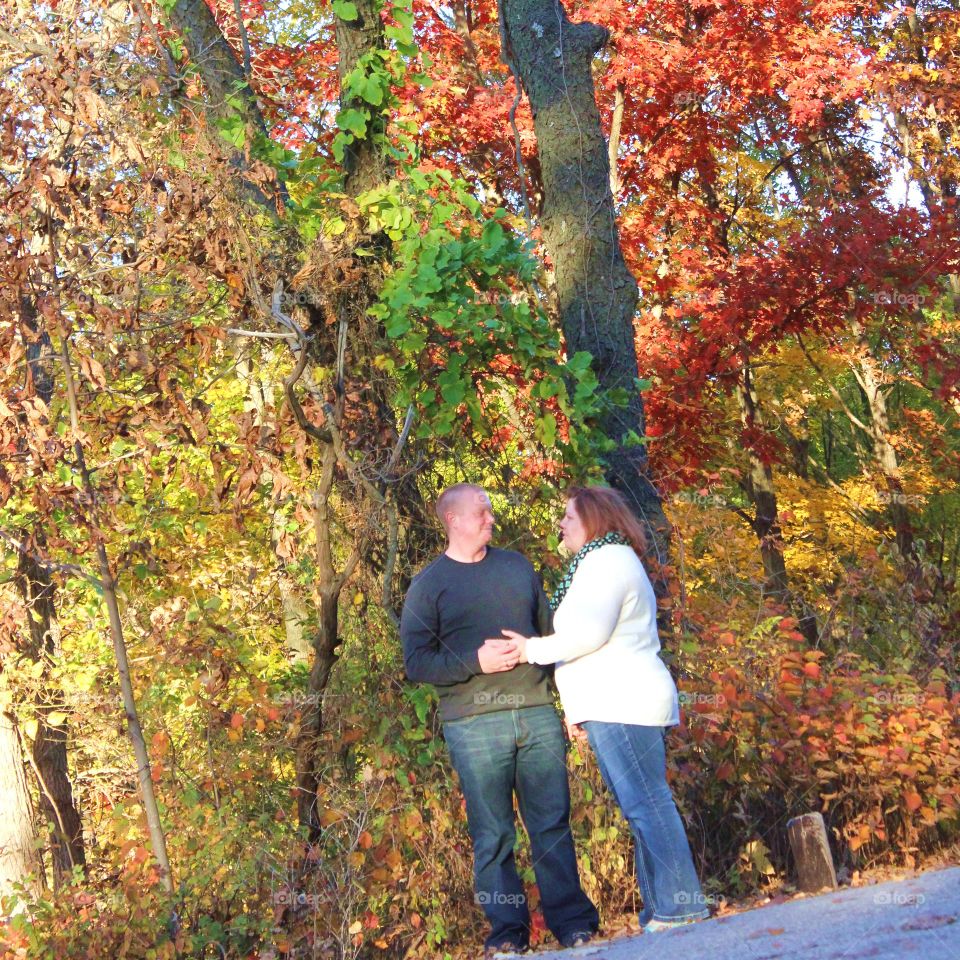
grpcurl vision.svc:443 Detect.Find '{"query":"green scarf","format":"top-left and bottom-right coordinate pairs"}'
top-left (549, 532), bottom-right (631, 611)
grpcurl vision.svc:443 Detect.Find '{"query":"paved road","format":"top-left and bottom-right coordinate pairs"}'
top-left (525, 866), bottom-right (960, 960)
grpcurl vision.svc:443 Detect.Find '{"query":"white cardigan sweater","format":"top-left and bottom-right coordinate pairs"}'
top-left (525, 544), bottom-right (679, 726)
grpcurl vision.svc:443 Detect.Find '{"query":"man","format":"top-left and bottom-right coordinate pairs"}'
top-left (400, 483), bottom-right (598, 956)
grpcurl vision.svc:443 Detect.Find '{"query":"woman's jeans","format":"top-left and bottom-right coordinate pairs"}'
top-left (582, 721), bottom-right (709, 925)
top-left (443, 704), bottom-right (599, 949)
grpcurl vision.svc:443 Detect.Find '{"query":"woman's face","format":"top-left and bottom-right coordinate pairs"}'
top-left (560, 498), bottom-right (588, 553)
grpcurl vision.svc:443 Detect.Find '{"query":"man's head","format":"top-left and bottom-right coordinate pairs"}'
top-left (436, 483), bottom-right (494, 549)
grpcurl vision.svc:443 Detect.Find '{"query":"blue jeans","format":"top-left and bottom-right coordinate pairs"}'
top-left (582, 721), bottom-right (709, 925)
top-left (443, 705), bottom-right (599, 949)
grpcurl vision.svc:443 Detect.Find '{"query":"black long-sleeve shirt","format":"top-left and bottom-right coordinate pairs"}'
top-left (400, 547), bottom-right (555, 721)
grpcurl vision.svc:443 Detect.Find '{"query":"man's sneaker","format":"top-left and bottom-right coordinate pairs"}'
top-left (560, 930), bottom-right (595, 948)
top-left (643, 917), bottom-right (698, 933)
top-left (483, 942), bottom-right (528, 958)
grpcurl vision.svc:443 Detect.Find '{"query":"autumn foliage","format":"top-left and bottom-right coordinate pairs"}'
top-left (1, 0), bottom-right (959, 957)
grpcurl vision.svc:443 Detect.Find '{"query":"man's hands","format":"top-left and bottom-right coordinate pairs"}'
top-left (477, 637), bottom-right (521, 674)
top-left (476, 630), bottom-right (531, 674)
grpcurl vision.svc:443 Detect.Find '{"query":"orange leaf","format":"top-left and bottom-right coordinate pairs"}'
top-left (904, 791), bottom-right (923, 812)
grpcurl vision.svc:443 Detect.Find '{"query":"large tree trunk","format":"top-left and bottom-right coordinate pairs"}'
top-left (167, 0), bottom-right (281, 211)
top-left (499, 1), bottom-right (669, 564)
top-left (0, 709), bottom-right (43, 903)
top-left (336, 0), bottom-right (387, 195)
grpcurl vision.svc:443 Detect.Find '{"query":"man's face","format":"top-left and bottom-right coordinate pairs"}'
top-left (449, 489), bottom-right (495, 547)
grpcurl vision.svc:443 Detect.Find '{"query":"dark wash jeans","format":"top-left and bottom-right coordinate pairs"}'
top-left (582, 721), bottom-right (710, 925)
top-left (442, 704), bottom-right (599, 949)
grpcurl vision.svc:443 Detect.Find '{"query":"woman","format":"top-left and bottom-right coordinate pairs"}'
top-left (500, 486), bottom-right (709, 933)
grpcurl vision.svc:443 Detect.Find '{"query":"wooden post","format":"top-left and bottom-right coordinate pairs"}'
top-left (787, 813), bottom-right (838, 892)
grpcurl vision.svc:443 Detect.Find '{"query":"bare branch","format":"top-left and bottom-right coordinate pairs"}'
top-left (383, 404), bottom-right (415, 478)
top-left (284, 345), bottom-right (332, 443)
top-left (322, 402), bottom-right (385, 506)
top-left (796, 334), bottom-right (872, 434)
top-left (232, 0), bottom-right (253, 79)
top-left (380, 499), bottom-right (400, 627)
top-left (0, 532), bottom-right (97, 586)
top-left (226, 327), bottom-right (297, 340)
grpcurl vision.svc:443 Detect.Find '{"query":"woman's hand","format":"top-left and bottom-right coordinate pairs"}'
top-left (477, 638), bottom-right (520, 673)
top-left (500, 629), bottom-right (529, 663)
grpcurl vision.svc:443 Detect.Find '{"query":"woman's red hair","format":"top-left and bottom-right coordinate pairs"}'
top-left (567, 486), bottom-right (649, 559)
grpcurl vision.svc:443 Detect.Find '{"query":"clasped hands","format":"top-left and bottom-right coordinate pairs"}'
top-left (476, 631), bottom-right (586, 742)
top-left (477, 629), bottom-right (529, 674)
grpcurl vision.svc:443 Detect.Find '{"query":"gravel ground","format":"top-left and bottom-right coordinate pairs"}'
top-left (517, 865), bottom-right (960, 960)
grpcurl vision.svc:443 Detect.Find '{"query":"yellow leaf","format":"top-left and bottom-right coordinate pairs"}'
top-left (348, 921), bottom-right (362, 935)
top-left (319, 808), bottom-right (344, 827)
top-left (47, 711), bottom-right (68, 727)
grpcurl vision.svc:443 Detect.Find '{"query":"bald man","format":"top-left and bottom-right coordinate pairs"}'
top-left (400, 483), bottom-right (598, 956)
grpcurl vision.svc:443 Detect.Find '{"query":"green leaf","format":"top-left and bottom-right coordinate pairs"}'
top-left (332, 0), bottom-right (359, 20)
top-left (481, 220), bottom-right (506, 257)
top-left (567, 351), bottom-right (593, 376)
top-left (217, 113), bottom-right (246, 149)
top-left (536, 413), bottom-right (558, 448)
top-left (359, 74), bottom-right (385, 106)
top-left (386, 316), bottom-right (412, 338)
top-left (336, 108), bottom-right (368, 137)
top-left (439, 377), bottom-right (466, 406)
top-left (392, 6), bottom-right (415, 29)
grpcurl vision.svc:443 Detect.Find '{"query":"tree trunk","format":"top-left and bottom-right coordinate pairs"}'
top-left (296, 446), bottom-right (340, 835)
top-left (735, 362), bottom-right (818, 644)
top-left (15, 297), bottom-right (86, 885)
top-left (169, 0), bottom-right (264, 126)
top-left (735, 372), bottom-right (790, 600)
top-left (0, 710), bottom-right (43, 903)
top-left (167, 0), bottom-right (281, 210)
top-left (850, 321), bottom-right (915, 560)
top-left (164, 0), bottom-right (401, 837)
top-left (336, 0), bottom-right (387, 195)
top-left (235, 348), bottom-right (313, 663)
top-left (499, 0), bottom-right (669, 565)
top-left (16, 549), bottom-right (86, 884)
top-left (47, 226), bottom-right (173, 893)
